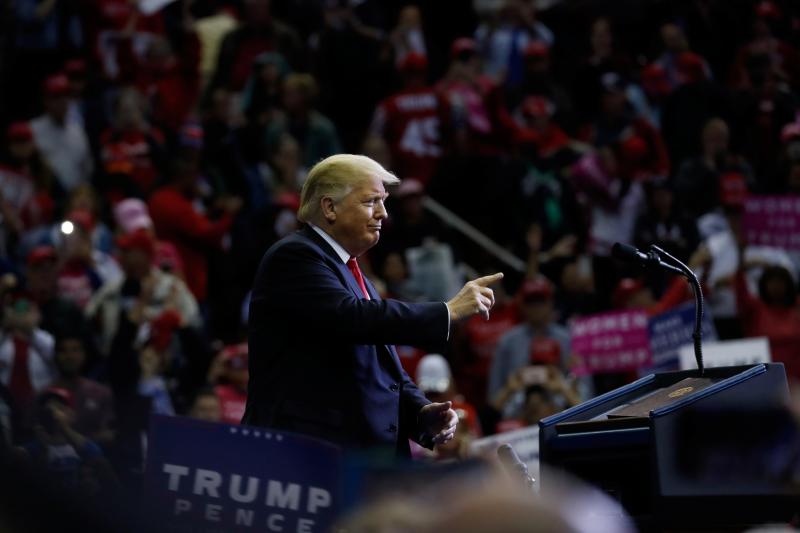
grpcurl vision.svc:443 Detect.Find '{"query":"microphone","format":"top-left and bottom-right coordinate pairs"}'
top-left (497, 444), bottom-right (535, 490)
top-left (611, 243), bottom-right (684, 276)
top-left (612, 242), bottom-right (706, 376)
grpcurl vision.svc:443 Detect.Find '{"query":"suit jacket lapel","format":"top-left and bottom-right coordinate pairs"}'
top-left (364, 276), bottom-right (405, 380)
top-left (300, 227), bottom-right (404, 379)
top-left (299, 226), bottom-right (365, 301)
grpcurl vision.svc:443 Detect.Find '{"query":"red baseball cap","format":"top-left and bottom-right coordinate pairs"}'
top-left (27, 245), bottom-right (58, 267)
top-left (719, 172), bottom-right (748, 208)
top-left (65, 208), bottom-right (95, 232)
top-left (221, 343), bottom-right (249, 371)
top-left (7, 121), bottom-right (33, 143)
top-left (522, 96), bottom-right (555, 118)
top-left (63, 59), bottom-right (87, 78)
top-left (755, 1), bottom-right (782, 19)
top-left (523, 41), bottom-right (550, 59)
top-left (518, 277), bottom-right (554, 302)
top-left (43, 74), bottom-right (71, 97)
top-left (612, 278), bottom-right (646, 308)
top-left (529, 337), bottom-right (561, 365)
top-left (676, 52), bottom-right (706, 83)
top-left (396, 178), bottom-right (424, 197)
top-left (274, 191), bottom-right (300, 212)
top-left (117, 228), bottom-right (156, 256)
top-left (399, 52), bottom-right (428, 73)
top-left (451, 38), bottom-right (478, 60)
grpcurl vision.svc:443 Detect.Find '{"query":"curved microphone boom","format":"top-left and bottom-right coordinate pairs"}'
top-left (611, 242), bottom-right (705, 376)
top-left (649, 245), bottom-right (705, 376)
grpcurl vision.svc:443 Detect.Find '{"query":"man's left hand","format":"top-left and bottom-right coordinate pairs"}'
top-left (420, 401), bottom-right (458, 445)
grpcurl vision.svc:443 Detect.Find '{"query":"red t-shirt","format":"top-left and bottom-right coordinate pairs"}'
top-left (371, 87), bottom-right (443, 184)
top-left (148, 186), bottom-right (233, 301)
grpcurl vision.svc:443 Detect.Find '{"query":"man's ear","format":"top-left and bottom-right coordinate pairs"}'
top-left (321, 196), bottom-right (336, 223)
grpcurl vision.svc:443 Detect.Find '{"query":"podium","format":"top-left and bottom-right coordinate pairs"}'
top-left (539, 364), bottom-right (799, 529)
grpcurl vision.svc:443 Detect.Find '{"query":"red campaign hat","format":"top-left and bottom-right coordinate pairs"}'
top-left (221, 343), bottom-right (249, 370)
top-left (399, 52), bottom-right (428, 73)
top-left (7, 121), bottom-right (33, 142)
top-left (43, 74), bottom-right (71, 97)
top-left (39, 386), bottom-right (75, 408)
top-left (755, 1), bottom-right (782, 19)
top-left (65, 208), bottom-right (95, 232)
top-left (719, 172), bottom-right (748, 208)
top-left (396, 178), bottom-right (424, 197)
top-left (179, 122), bottom-right (204, 149)
top-left (781, 122), bottom-right (800, 144)
top-left (620, 135), bottom-right (648, 163)
top-left (612, 277), bottom-right (645, 308)
top-left (529, 337), bottom-right (561, 365)
top-left (641, 63), bottom-right (670, 94)
top-left (518, 277), bottom-right (554, 302)
top-left (27, 245), bottom-right (58, 267)
top-left (274, 191), bottom-right (300, 212)
top-left (116, 228), bottom-right (156, 256)
top-left (522, 96), bottom-right (555, 118)
top-left (154, 240), bottom-right (185, 276)
top-left (148, 309), bottom-right (182, 352)
top-left (63, 59), bottom-right (87, 78)
top-left (676, 52), bottom-right (706, 83)
top-left (523, 41), bottom-right (550, 59)
top-left (451, 37), bottom-right (478, 60)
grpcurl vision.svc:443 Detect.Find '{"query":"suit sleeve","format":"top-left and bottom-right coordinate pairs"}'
top-left (252, 241), bottom-right (449, 347)
top-left (396, 363), bottom-right (435, 448)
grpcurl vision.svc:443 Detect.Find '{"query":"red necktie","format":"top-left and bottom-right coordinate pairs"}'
top-left (347, 258), bottom-right (370, 300)
top-left (9, 336), bottom-right (33, 408)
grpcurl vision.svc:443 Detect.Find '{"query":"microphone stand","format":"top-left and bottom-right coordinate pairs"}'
top-left (649, 245), bottom-right (705, 377)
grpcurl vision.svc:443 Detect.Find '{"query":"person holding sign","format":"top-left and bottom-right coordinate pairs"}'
top-left (243, 154), bottom-right (503, 456)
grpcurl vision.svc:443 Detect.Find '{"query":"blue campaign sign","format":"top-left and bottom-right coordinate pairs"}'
top-left (144, 415), bottom-right (342, 532)
top-left (646, 302), bottom-right (717, 373)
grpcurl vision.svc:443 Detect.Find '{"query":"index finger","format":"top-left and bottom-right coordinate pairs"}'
top-left (473, 272), bottom-right (504, 287)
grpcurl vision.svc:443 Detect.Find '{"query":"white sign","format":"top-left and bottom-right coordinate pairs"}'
top-left (468, 425), bottom-right (540, 485)
top-left (678, 337), bottom-right (771, 370)
top-left (138, 0), bottom-right (178, 16)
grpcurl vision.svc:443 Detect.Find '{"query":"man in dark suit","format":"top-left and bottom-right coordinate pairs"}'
top-left (243, 154), bottom-right (502, 455)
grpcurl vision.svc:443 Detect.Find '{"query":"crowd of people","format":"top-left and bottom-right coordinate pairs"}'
top-left (0, 0), bottom-right (799, 496)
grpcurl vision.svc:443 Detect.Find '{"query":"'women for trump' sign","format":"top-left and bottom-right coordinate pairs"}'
top-left (570, 310), bottom-right (651, 375)
top-left (743, 196), bottom-right (800, 251)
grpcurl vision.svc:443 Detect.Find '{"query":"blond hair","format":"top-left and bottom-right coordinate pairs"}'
top-left (298, 154), bottom-right (399, 223)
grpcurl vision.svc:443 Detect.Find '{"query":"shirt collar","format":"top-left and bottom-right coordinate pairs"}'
top-left (309, 223), bottom-right (351, 264)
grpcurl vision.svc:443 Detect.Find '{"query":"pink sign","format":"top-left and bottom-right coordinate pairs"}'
top-left (570, 310), bottom-right (652, 375)
top-left (743, 195), bottom-right (800, 251)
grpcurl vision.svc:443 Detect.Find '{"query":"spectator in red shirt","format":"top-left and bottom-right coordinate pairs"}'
top-left (148, 154), bottom-right (242, 302)
top-left (207, 343), bottom-right (248, 425)
top-left (369, 53), bottom-right (444, 186)
top-left (436, 38), bottom-right (518, 156)
top-left (579, 72), bottom-right (670, 179)
top-left (116, 14), bottom-right (202, 133)
top-left (735, 262), bottom-right (800, 382)
top-left (98, 88), bottom-right (166, 199)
